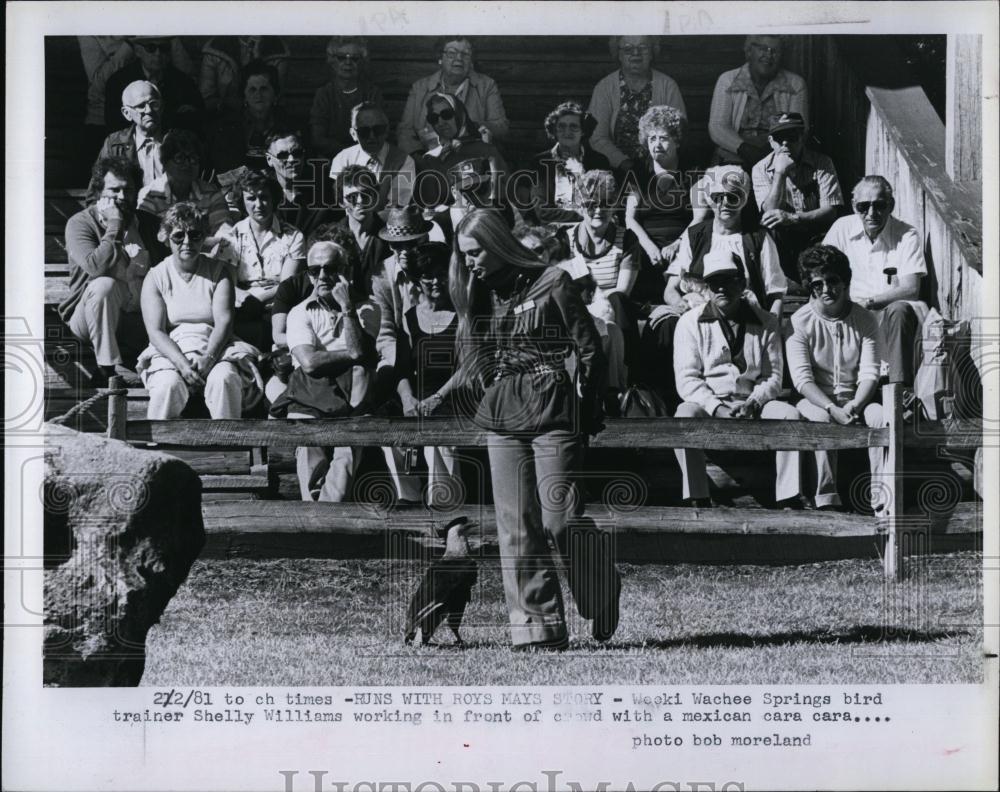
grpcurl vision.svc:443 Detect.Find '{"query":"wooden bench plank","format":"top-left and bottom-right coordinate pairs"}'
top-left (122, 417), bottom-right (890, 451)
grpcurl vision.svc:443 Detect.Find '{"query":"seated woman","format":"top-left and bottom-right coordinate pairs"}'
top-left (199, 36), bottom-right (290, 116)
top-left (136, 128), bottom-right (234, 261)
top-left (206, 60), bottom-right (295, 178)
top-left (624, 105), bottom-right (691, 305)
top-left (563, 170), bottom-right (639, 379)
top-left (137, 202), bottom-right (263, 419)
top-left (218, 168), bottom-right (305, 349)
top-left (310, 36), bottom-right (383, 158)
top-left (786, 245), bottom-right (884, 512)
top-left (382, 242), bottom-right (466, 509)
top-left (515, 224), bottom-right (626, 408)
top-left (526, 101), bottom-right (610, 225)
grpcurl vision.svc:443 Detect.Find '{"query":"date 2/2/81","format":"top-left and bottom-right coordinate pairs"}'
top-left (152, 690), bottom-right (214, 707)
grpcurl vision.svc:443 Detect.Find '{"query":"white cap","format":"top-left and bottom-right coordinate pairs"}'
top-left (701, 248), bottom-right (744, 280)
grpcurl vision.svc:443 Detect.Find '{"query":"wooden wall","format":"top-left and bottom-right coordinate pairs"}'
top-left (44, 34), bottom-right (747, 186)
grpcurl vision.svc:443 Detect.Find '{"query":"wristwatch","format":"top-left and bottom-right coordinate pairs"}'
top-left (823, 402), bottom-right (836, 414)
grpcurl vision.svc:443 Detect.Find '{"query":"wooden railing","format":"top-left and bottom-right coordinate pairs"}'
top-left (106, 379), bottom-right (983, 581)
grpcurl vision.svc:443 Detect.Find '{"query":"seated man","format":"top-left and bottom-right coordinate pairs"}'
top-left (270, 239), bottom-right (378, 502)
top-left (329, 102), bottom-right (416, 209)
top-left (752, 112), bottom-right (843, 283)
top-left (395, 36), bottom-right (509, 155)
top-left (672, 250), bottom-right (801, 508)
top-left (264, 129), bottom-right (339, 239)
top-left (90, 80), bottom-right (164, 201)
top-left (823, 175), bottom-right (927, 386)
top-left (786, 245), bottom-right (884, 512)
top-left (136, 128), bottom-right (233, 261)
top-left (334, 164), bottom-right (388, 289)
top-left (59, 156), bottom-right (150, 386)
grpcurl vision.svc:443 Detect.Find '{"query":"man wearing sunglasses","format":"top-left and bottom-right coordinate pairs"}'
top-left (103, 36), bottom-right (203, 133)
top-left (265, 130), bottom-right (338, 241)
top-left (672, 249), bottom-right (802, 509)
top-left (822, 175), bottom-right (927, 386)
top-left (395, 37), bottom-right (509, 155)
top-left (329, 102), bottom-right (416, 209)
top-left (752, 112), bottom-right (843, 284)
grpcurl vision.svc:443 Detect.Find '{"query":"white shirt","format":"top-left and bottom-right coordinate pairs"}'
top-left (134, 128), bottom-right (163, 187)
top-left (286, 294), bottom-right (379, 368)
top-left (221, 216), bottom-right (305, 286)
top-left (329, 142), bottom-right (417, 207)
top-left (822, 214), bottom-right (926, 302)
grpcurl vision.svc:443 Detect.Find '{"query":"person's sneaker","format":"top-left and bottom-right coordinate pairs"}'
top-left (512, 636), bottom-right (569, 652)
top-left (776, 495), bottom-right (809, 511)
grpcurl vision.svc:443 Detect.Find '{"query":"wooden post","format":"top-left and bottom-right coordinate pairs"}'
top-left (882, 383), bottom-right (904, 580)
top-left (106, 375), bottom-right (127, 441)
top-left (946, 34), bottom-right (982, 182)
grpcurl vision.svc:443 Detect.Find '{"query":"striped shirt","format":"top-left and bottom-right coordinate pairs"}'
top-left (567, 223), bottom-right (629, 292)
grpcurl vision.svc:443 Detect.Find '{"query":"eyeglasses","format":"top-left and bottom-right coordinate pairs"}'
top-left (581, 200), bottom-right (612, 213)
top-left (750, 43), bottom-right (782, 56)
top-left (808, 276), bottom-right (845, 295)
top-left (168, 230), bottom-right (205, 244)
top-left (332, 53), bottom-right (363, 62)
top-left (706, 274), bottom-right (742, 290)
top-left (855, 200), bottom-right (889, 215)
top-left (710, 191), bottom-right (744, 208)
top-left (773, 132), bottom-right (803, 145)
top-left (620, 45), bottom-right (651, 55)
top-left (355, 124), bottom-right (387, 139)
top-left (128, 99), bottom-right (161, 112)
top-left (426, 108), bottom-right (456, 125)
top-left (418, 272), bottom-right (447, 282)
top-left (342, 191), bottom-right (369, 206)
top-left (307, 264), bottom-right (341, 279)
top-left (556, 122), bottom-right (582, 133)
top-left (136, 41), bottom-right (171, 54)
top-left (442, 48), bottom-right (472, 60)
top-left (271, 148), bottom-right (305, 161)
top-left (389, 239), bottom-right (420, 251)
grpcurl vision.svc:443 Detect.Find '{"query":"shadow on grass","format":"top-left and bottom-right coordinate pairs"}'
top-left (608, 625), bottom-right (971, 651)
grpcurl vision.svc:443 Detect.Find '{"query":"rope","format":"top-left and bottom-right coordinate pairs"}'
top-left (49, 388), bottom-right (127, 426)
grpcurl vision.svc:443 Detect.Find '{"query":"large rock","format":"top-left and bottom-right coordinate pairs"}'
top-left (44, 424), bottom-right (204, 686)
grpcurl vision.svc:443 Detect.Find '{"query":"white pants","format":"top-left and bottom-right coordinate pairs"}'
top-left (674, 400), bottom-right (802, 501)
top-left (797, 399), bottom-right (885, 509)
top-left (67, 277), bottom-right (130, 367)
top-left (146, 361), bottom-right (244, 419)
top-left (383, 445), bottom-right (462, 508)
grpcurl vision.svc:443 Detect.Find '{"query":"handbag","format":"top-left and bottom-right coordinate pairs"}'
top-left (619, 384), bottom-right (668, 418)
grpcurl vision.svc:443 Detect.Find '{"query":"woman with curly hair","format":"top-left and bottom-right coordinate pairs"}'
top-left (527, 100), bottom-right (611, 225)
top-left (310, 36), bottom-right (383, 157)
top-left (137, 202), bottom-right (262, 419)
top-left (452, 209), bottom-right (618, 650)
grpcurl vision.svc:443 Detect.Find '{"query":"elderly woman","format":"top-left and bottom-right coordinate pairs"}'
top-left (623, 104), bottom-right (691, 304)
top-left (396, 36), bottom-right (509, 155)
top-left (587, 36), bottom-right (686, 177)
top-left (199, 36), bottom-right (290, 115)
top-left (310, 37), bottom-right (383, 157)
top-left (709, 35), bottom-right (808, 168)
top-left (526, 101), bottom-right (611, 225)
top-left (206, 60), bottom-right (295, 175)
top-left (453, 209), bottom-right (617, 649)
top-left (219, 168), bottom-right (305, 348)
top-left (786, 245), bottom-right (884, 512)
top-left (136, 128), bottom-right (233, 260)
top-left (137, 202), bottom-right (262, 419)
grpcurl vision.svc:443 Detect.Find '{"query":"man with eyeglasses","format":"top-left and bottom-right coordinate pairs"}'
top-left (271, 240), bottom-right (379, 502)
top-left (822, 175), bottom-right (928, 386)
top-left (89, 81), bottom-right (166, 203)
top-left (709, 35), bottom-right (808, 169)
top-left (329, 102), bottom-right (416, 209)
top-left (395, 37), bottom-right (509, 155)
top-left (104, 36), bottom-right (203, 133)
top-left (265, 130), bottom-right (338, 240)
top-left (60, 156), bottom-right (150, 387)
top-left (672, 249), bottom-right (802, 509)
top-left (752, 112), bottom-right (843, 283)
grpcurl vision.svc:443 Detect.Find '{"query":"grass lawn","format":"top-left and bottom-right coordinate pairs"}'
top-left (142, 551), bottom-right (983, 686)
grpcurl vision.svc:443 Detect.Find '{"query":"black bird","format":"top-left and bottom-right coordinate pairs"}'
top-left (404, 517), bottom-right (478, 646)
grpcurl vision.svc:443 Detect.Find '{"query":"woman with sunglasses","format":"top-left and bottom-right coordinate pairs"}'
top-left (452, 209), bottom-right (618, 650)
top-left (786, 245), bottom-right (885, 512)
top-left (137, 202), bottom-right (263, 420)
top-left (310, 37), bottom-right (383, 157)
top-left (218, 168), bottom-right (305, 349)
